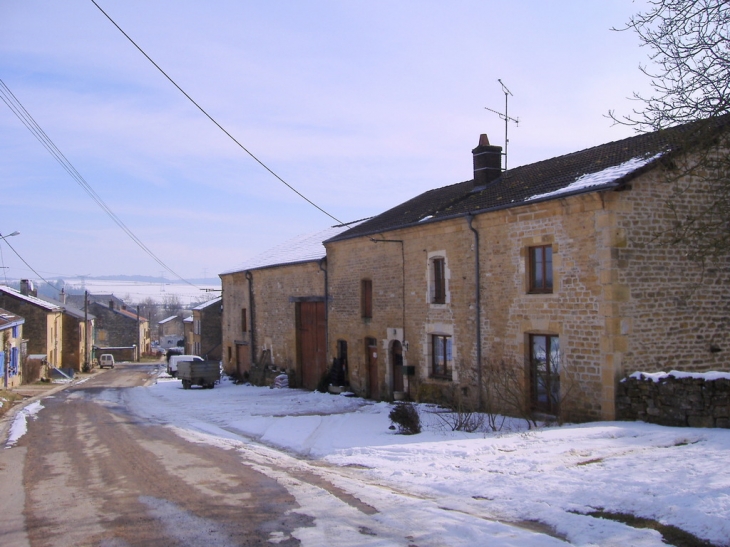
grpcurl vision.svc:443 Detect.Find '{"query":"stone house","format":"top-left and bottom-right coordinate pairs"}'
top-left (191, 297), bottom-right (222, 361)
top-left (220, 223), bottom-right (361, 389)
top-left (39, 294), bottom-right (95, 372)
top-left (89, 300), bottom-right (150, 361)
top-left (0, 283), bottom-right (64, 368)
top-left (158, 314), bottom-right (185, 349)
top-left (0, 308), bottom-right (25, 389)
top-left (325, 118), bottom-right (730, 422)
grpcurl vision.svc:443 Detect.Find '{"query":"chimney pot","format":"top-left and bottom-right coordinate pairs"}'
top-left (109, 300), bottom-right (114, 310)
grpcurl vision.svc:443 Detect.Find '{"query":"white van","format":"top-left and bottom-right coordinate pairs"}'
top-left (167, 354), bottom-right (204, 377)
top-left (99, 354), bottom-right (115, 369)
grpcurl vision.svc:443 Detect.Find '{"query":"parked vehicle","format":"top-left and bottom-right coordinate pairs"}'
top-left (167, 354), bottom-right (203, 377)
top-left (99, 354), bottom-right (115, 369)
top-left (177, 360), bottom-right (220, 390)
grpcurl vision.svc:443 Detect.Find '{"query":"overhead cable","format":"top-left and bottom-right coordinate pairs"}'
top-left (0, 79), bottom-right (198, 289)
top-left (0, 232), bottom-right (60, 294)
top-left (90, 0), bottom-right (343, 225)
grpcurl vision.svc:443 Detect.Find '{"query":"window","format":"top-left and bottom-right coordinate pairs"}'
top-left (431, 334), bottom-right (453, 379)
top-left (529, 245), bottom-right (553, 293)
top-left (241, 308), bottom-right (247, 332)
top-left (431, 257), bottom-right (446, 304)
top-left (361, 279), bottom-right (372, 319)
top-left (530, 334), bottom-right (560, 414)
top-left (194, 319), bottom-right (201, 335)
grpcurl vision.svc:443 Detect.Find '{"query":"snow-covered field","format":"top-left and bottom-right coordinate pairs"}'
top-left (89, 372), bottom-right (729, 547)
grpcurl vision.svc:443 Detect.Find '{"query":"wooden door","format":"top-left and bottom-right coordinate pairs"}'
top-left (298, 302), bottom-right (326, 390)
top-left (367, 340), bottom-right (378, 399)
top-left (235, 343), bottom-right (250, 378)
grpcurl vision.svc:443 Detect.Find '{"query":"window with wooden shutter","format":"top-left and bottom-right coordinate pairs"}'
top-left (361, 279), bottom-right (372, 319)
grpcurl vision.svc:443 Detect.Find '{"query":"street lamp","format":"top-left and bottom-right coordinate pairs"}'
top-left (0, 231), bottom-right (20, 240)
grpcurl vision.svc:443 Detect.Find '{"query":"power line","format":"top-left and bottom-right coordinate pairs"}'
top-left (0, 78), bottom-right (198, 289)
top-left (0, 232), bottom-right (60, 294)
top-left (90, 0), bottom-right (343, 225)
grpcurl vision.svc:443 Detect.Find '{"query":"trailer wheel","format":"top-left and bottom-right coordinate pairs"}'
top-left (182, 380), bottom-right (191, 390)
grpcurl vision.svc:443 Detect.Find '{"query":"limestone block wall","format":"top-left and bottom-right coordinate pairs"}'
top-left (326, 236), bottom-right (406, 398)
top-left (617, 373), bottom-right (730, 428)
top-left (472, 194), bottom-right (612, 421)
top-left (220, 263), bottom-right (325, 379)
top-left (252, 262), bottom-right (325, 375)
top-left (221, 270), bottom-right (248, 375)
top-left (615, 164), bottom-right (729, 377)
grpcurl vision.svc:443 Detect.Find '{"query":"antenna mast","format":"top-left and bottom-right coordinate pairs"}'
top-left (485, 79), bottom-right (519, 170)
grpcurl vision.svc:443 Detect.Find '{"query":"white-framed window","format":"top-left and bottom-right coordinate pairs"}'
top-left (428, 253), bottom-right (449, 305)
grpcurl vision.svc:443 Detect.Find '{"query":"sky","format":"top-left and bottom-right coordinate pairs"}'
top-left (0, 1), bottom-right (653, 284)
top-left (8, 370), bottom-right (728, 546)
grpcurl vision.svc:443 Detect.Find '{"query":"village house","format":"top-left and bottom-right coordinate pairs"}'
top-left (158, 314), bottom-right (185, 349)
top-left (0, 282), bottom-right (64, 369)
top-left (324, 118), bottom-right (730, 422)
top-left (89, 300), bottom-right (150, 362)
top-left (191, 297), bottom-right (222, 361)
top-left (220, 223), bottom-right (360, 389)
top-left (39, 292), bottom-right (95, 372)
top-left (0, 308), bottom-right (25, 389)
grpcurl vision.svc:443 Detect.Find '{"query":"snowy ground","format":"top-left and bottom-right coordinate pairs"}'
top-left (18, 370), bottom-right (730, 546)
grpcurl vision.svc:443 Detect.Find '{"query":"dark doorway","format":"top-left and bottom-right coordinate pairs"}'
top-left (391, 340), bottom-right (404, 393)
top-left (297, 301), bottom-right (326, 390)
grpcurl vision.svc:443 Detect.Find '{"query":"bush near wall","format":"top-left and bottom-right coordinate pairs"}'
top-left (616, 371), bottom-right (730, 428)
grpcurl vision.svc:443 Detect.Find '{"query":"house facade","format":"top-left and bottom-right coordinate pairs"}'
top-left (220, 224), bottom-right (360, 389)
top-left (0, 308), bottom-right (25, 388)
top-left (325, 121), bottom-right (730, 422)
top-left (191, 297), bottom-right (222, 361)
top-left (0, 283), bottom-right (64, 368)
top-left (89, 301), bottom-right (150, 361)
top-left (39, 295), bottom-right (95, 372)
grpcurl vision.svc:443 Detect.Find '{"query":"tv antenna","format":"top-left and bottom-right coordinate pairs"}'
top-left (485, 79), bottom-right (519, 170)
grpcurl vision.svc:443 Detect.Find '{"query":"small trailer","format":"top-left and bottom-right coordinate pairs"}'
top-left (177, 360), bottom-right (220, 390)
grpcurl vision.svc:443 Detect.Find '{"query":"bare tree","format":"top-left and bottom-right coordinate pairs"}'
top-left (612, 0), bottom-right (730, 264)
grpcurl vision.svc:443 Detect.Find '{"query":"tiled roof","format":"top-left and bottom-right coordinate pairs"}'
top-left (221, 219), bottom-right (367, 275)
top-left (328, 116), bottom-right (730, 242)
top-left (0, 286), bottom-right (62, 312)
top-left (37, 295), bottom-right (95, 321)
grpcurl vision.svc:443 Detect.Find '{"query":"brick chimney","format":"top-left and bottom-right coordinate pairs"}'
top-left (472, 134), bottom-right (502, 188)
top-left (20, 279), bottom-right (37, 297)
top-left (109, 300), bottom-right (115, 310)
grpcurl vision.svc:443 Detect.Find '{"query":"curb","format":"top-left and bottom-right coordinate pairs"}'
top-left (0, 370), bottom-right (107, 447)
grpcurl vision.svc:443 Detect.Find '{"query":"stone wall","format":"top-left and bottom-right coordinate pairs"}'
top-left (616, 373), bottom-right (730, 428)
top-left (220, 262), bottom-right (325, 382)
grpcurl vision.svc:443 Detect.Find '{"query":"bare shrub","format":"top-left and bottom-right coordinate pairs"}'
top-left (389, 402), bottom-right (421, 435)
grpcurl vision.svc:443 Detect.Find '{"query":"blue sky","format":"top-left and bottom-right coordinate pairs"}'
top-left (1, 1), bottom-right (651, 282)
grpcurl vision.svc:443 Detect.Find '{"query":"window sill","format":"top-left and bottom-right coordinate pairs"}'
top-left (429, 373), bottom-right (453, 382)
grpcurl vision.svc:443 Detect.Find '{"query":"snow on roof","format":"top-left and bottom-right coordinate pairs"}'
top-left (158, 315), bottom-right (180, 324)
top-left (0, 285), bottom-right (62, 312)
top-left (527, 153), bottom-right (663, 203)
top-left (222, 221), bottom-right (364, 275)
top-left (193, 296), bottom-right (221, 310)
top-left (627, 370), bottom-right (730, 382)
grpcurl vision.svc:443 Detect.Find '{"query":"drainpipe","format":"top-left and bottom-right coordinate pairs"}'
top-left (245, 271), bottom-right (255, 370)
top-left (319, 257), bottom-right (329, 364)
top-left (467, 214), bottom-right (483, 410)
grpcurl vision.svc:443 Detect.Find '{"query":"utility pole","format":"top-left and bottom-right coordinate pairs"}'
top-left (84, 290), bottom-right (89, 371)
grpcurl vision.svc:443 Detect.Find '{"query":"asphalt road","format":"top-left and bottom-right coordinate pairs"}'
top-left (0, 364), bottom-right (307, 547)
